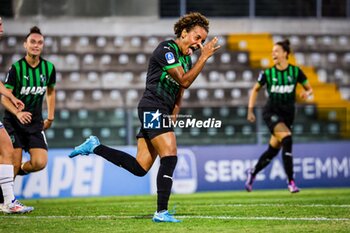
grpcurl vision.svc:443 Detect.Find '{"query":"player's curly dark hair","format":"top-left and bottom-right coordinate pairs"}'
top-left (25, 26), bottom-right (42, 40)
top-left (174, 12), bottom-right (209, 38)
top-left (276, 39), bottom-right (291, 59)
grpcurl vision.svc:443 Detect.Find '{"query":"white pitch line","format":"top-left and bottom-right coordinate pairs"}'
top-left (1, 215), bottom-right (349, 221)
top-left (209, 204), bottom-right (350, 208)
top-left (179, 216), bottom-right (350, 221)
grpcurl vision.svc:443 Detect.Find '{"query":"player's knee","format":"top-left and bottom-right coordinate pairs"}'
top-left (134, 162), bottom-right (148, 177)
top-left (134, 168), bottom-right (148, 177)
top-left (31, 159), bottom-right (47, 171)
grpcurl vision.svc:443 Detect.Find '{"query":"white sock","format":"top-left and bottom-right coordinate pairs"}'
top-left (0, 164), bottom-right (15, 204)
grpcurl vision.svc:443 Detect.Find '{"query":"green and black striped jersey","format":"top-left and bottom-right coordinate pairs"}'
top-left (257, 64), bottom-right (308, 105)
top-left (139, 40), bottom-right (192, 112)
top-left (4, 57), bottom-right (56, 124)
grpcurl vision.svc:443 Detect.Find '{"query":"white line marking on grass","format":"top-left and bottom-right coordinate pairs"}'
top-left (179, 216), bottom-right (350, 221)
top-left (209, 204), bottom-right (350, 208)
top-left (1, 215), bottom-right (350, 221)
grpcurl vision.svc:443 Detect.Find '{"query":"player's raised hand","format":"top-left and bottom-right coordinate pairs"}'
top-left (199, 37), bottom-right (221, 60)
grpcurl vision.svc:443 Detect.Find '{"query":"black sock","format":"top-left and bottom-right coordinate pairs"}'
top-left (157, 156), bottom-right (177, 212)
top-left (94, 145), bottom-right (147, 177)
top-left (252, 145), bottom-right (280, 176)
top-left (281, 136), bottom-right (294, 182)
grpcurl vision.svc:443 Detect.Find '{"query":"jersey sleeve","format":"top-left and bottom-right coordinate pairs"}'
top-left (153, 44), bottom-right (182, 71)
top-left (257, 70), bottom-right (267, 86)
top-left (4, 65), bottom-right (17, 90)
top-left (297, 67), bottom-right (308, 85)
top-left (47, 65), bottom-right (56, 88)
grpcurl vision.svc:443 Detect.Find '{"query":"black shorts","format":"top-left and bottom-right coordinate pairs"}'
top-left (6, 127), bottom-right (48, 152)
top-left (263, 104), bottom-right (295, 134)
top-left (136, 106), bottom-right (174, 140)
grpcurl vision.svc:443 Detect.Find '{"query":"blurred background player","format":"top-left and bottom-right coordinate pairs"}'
top-left (0, 16), bottom-right (34, 214)
top-left (68, 12), bottom-right (220, 222)
top-left (1, 26), bottom-right (56, 179)
top-left (246, 39), bottom-right (313, 193)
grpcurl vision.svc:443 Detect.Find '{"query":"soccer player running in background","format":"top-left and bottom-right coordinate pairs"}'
top-left (69, 12), bottom-right (220, 222)
top-left (1, 26), bottom-right (56, 179)
top-left (0, 17), bottom-right (34, 213)
top-left (246, 39), bottom-right (313, 193)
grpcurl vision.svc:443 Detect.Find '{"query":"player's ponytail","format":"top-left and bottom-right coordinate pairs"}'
top-left (276, 39), bottom-right (291, 59)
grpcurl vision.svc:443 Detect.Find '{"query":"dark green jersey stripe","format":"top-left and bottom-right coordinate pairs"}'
top-left (33, 67), bottom-right (42, 107)
top-left (13, 62), bottom-right (21, 86)
top-left (289, 65), bottom-right (294, 79)
top-left (169, 42), bottom-right (179, 55)
top-left (265, 69), bottom-right (271, 96)
top-left (26, 65), bottom-right (34, 110)
top-left (47, 61), bottom-right (54, 85)
top-left (41, 61), bottom-right (46, 86)
top-left (277, 69), bottom-right (283, 103)
top-left (283, 70), bottom-right (288, 103)
top-left (271, 67), bottom-right (277, 102)
top-left (22, 60), bottom-right (27, 87)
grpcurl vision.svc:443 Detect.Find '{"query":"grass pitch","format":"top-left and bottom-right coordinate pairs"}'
top-left (1, 188), bottom-right (349, 233)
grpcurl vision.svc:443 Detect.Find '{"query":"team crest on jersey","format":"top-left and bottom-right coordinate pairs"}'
top-left (40, 74), bottom-right (46, 83)
top-left (165, 52), bottom-right (175, 64)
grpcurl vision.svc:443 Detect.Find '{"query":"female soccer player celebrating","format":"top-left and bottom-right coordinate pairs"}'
top-left (246, 39), bottom-right (313, 193)
top-left (1, 26), bottom-right (56, 178)
top-left (69, 12), bottom-right (220, 222)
